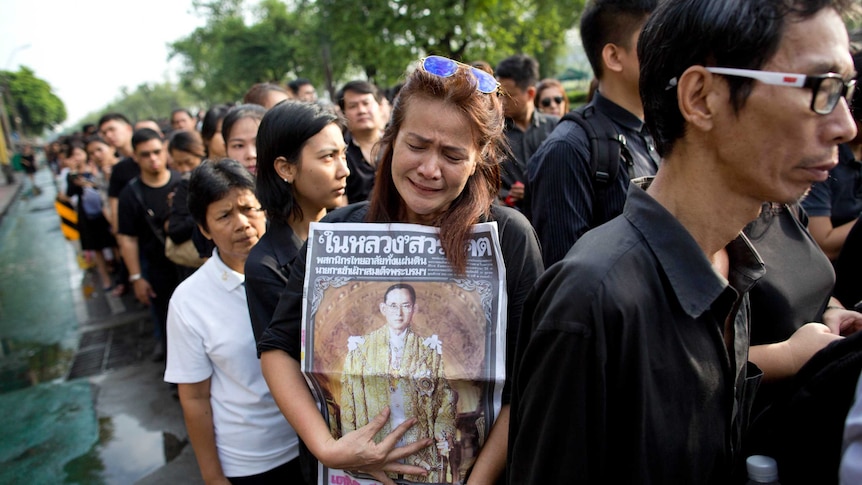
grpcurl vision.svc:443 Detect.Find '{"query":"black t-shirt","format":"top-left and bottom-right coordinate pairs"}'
top-left (108, 157), bottom-right (140, 199)
top-left (167, 176), bottom-right (195, 244)
top-left (21, 154), bottom-right (36, 173)
top-left (344, 132), bottom-right (378, 204)
top-left (245, 219), bottom-right (301, 343)
top-left (118, 171), bottom-right (180, 267)
top-left (745, 204), bottom-right (834, 345)
top-left (167, 175), bottom-right (215, 259)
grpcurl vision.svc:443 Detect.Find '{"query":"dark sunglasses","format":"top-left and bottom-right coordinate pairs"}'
top-left (421, 55), bottom-right (500, 94)
top-left (540, 96), bottom-right (565, 107)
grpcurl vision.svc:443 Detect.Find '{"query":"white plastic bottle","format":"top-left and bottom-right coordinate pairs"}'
top-left (746, 455), bottom-right (781, 485)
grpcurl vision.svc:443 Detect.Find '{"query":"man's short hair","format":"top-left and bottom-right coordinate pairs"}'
top-left (131, 128), bottom-right (163, 152)
top-left (242, 82), bottom-right (290, 107)
top-left (97, 112), bottom-right (131, 129)
top-left (288, 78), bottom-right (313, 96)
top-left (336, 80), bottom-right (381, 111)
top-left (171, 108), bottom-right (194, 119)
top-left (580, 0), bottom-right (656, 81)
top-left (383, 283), bottom-right (416, 305)
top-left (639, 0), bottom-right (855, 157)
top-left (495, 54), bottom-right (540, 91)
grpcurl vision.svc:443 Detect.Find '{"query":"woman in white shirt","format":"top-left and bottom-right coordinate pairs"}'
top-left (164, 158), bottom-right (305, 484)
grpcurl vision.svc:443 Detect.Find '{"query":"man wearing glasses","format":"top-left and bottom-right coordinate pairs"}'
top-left (340, 283), bottom-right (457, 483)
top-left (801, 52), bottom-right (862, 266)
top-left (509, 0), bottom-right (857, 483)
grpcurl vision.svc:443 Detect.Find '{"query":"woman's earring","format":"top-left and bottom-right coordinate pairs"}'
top-left (283, 178), bottom-right (289, 183)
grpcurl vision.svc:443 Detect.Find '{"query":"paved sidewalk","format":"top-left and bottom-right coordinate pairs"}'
top-left (0, 168), bottom-right (204, 484)
top-left (0, 178), bottom-right (22, 224)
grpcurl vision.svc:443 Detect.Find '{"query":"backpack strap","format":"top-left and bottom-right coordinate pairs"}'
top-left (127, 178), bottom-right (166, 247)
top-left (560, 103), bottom-right (634, 226)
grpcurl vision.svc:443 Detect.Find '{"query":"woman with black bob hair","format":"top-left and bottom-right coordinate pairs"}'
top-left (258, 58), bottom-right (543, 484)
top-left (246, 100), bottom-right (350, 342)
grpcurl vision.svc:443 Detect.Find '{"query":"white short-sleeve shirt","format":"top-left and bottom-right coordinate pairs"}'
top-left (164, 250), bottom-right (298, 477)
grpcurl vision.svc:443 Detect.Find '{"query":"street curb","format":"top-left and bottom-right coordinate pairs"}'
top-left (77, 309), bottom-right (152, 334)
top-left (0, 182), bottom-right (22, 226)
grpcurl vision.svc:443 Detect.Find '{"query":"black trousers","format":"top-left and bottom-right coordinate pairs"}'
top-left (228, 457), bottom-right (306, 485)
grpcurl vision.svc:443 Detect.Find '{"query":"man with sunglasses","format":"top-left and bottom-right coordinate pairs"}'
top-left (509, 0), bottom-right (857, 483)
top-left (494, 54), bottom-right (558, 213)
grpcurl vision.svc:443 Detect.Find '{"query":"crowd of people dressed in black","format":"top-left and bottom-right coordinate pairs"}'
top-left (11, 0), bottom-right (862, 483)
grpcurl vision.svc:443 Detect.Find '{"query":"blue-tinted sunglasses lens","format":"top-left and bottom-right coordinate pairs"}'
top-left (423, 55), bottom-right (498, 94)
top-left (471, 68), bottom-right (499, 94)
top-left (423, 56), bottom-right (458, 77)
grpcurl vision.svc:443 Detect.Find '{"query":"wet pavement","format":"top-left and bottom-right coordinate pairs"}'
top-left (0, 169), bottom-right (203, 484)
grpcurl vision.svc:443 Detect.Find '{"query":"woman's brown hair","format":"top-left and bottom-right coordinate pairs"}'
top-left (367, 64), bottom-right (506, 274)
top-left (534, 78), bottom-right (570, 114)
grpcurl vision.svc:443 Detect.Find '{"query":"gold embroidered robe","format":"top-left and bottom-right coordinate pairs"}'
top-left (341, 326), bottom-right (457, 483)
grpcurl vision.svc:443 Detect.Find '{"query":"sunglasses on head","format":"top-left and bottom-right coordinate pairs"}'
top-left (420, 55), bottom-right (500, 94)
top-left (540, 96), bottom-right (565, 107)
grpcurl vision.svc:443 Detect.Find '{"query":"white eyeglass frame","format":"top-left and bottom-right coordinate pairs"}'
top-left (704, 67), bottom-right (857, 115)
top-left (706, 67), bottom-right (810, 87)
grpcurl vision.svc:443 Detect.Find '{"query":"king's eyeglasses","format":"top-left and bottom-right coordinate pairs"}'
top-left (421, 55), bottom-right (500, 94)
top-left (541, 96), bottom-right (564, 107)
top-left (704, 67), bottom-right (856, 115)
top-left (384, 303), bottom-right (414, 312)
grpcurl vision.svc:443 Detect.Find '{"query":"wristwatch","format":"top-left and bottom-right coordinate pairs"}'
top-left (129, 273), bottom-right (143, 282)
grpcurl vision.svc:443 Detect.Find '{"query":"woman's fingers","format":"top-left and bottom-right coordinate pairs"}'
top-left (386, 437), bottom-right (434, 463)
top-left (359, 406), bottom-right (392, 438)
top-left (377, 414), bottom-right (418, 449)
top-left (368, 470), bottom-right (398, 485)
top-left (382, 460), bottom-right (432, 476)
top-left (338, 407), bottom-right (435, 478)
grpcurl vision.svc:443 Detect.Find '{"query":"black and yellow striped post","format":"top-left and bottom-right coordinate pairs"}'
top-left (54, 196), bottom-right (79, 241)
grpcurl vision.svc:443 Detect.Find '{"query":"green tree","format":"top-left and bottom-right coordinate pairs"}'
top-left (317, 0), bottom-right (584, 85)
top-left (169, 0), bottom-right (585, 100)
top-left (462, 0), bottom-right (584, 77)
top-left (1, 66), bottom-right (66, 136)
top-left (171, 0), bottom-right (316, 103)
top-left (74, 81), bottom-right (200, 130)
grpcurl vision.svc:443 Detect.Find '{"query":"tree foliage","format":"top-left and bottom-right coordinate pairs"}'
top-left (169, 0), bottom-right (584, 102)
top-left (1, 66), bottom-right (66, 136)
top-left (308, 0), bottom-right (584, 86)
top-left (170, 0), bottom-right (319, 103)
top-left (73, 82), bottom-right (199, 131)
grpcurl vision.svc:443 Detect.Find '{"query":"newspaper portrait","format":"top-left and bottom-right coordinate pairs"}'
top-left (300, 221), bottom-right (507, 485)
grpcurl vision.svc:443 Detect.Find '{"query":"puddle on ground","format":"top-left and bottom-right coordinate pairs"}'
top-left (64, 414), bottom-right (184, 484)
top-left (0, 338), bottom-right (76, 393)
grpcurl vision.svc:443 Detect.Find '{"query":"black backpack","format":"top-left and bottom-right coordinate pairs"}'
top-left (559, 103), bottom-right (636, 227)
